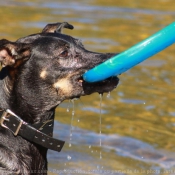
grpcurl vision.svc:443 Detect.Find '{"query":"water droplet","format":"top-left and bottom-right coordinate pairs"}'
top-left (89, 145), bottom-right (91, 149)
top-left (100, 152), bottom-right (102, 159)
top-left (69, 99), bottom-right (75, 147)
top-left (107, 91), bottom-right (111, 98)
top-left (99, 93), bottom-right (103, 99)
top-left (66, 100), bottom-right (71, 112)
top-left (99, 93), bottom-right (103, 159)
top-left (67, 155), bottom-right (71, 160)
top-left (77, 119), bottom-right (80, 122)
top-left (91, 150), bottom-right (93, 153)
top-left (69, 143), bottom-right (72, 147)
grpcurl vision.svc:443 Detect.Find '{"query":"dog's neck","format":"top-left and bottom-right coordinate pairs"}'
top-left (0, 67), bottom-right (59, 124)
top-left (0, 68), bottom-right (12, 110)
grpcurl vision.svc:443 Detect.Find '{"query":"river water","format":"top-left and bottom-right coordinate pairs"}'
top-left (1, 1), bottom-right (175, 174)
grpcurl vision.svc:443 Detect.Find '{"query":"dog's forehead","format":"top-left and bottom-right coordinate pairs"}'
top-left (30, 34), bottom-right (73, 58)
top-left (48, 33), bottom-right (84, 47)
top-left (33, 36), bottom-right (69, 49)
top-left (17, 32), bottom-right (75, 46)
top-left (18, 32), bottom-right (86, 53)
top-left (44, 33), bottom-right (74, 44)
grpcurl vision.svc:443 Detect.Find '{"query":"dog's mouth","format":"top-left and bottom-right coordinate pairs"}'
top-left (77, 75), bottom-right (119, 95)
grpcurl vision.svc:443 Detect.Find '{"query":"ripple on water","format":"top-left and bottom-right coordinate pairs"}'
top-left (82, 107), bottom-right (108, 114)
top-left (119, 98), bottom-right (145, 104)
top-left (48, 121), bottom-right (175, 169)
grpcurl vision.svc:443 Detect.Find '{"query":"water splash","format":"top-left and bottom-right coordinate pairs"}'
top-left (67, 155), bottom-right (72, 160)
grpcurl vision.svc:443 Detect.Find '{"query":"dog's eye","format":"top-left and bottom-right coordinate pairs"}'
top-left (59, 50), bottom-right (68, 58)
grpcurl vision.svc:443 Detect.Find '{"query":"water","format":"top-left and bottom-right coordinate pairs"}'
top-left (107, 91), bottom-right (111, 98)
top-left (69, 99), bottom-right (75, 147)
top-left (66, 100), bottom-right (71, 112)
top-left (2, 1), bottom-right (175, 174)
top-left (99, 94), bottom-right (103, 159)
top-left (67, 155), bottom-right (71, 161)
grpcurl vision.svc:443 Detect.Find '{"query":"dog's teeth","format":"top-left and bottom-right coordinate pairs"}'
top-left (78, 79), bottom-right (83, 86)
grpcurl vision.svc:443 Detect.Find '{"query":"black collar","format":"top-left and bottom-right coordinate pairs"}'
top-left (0, 109), bottom-right (65, 152)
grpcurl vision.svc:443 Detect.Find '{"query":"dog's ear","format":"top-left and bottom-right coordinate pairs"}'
top-left (42, 22), bottom-right (74, 33)
top-left (0, 39), bottom-right (31, 68)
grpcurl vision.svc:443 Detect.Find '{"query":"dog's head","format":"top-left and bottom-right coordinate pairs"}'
top-left (0, 22), bottom-right (119, 121)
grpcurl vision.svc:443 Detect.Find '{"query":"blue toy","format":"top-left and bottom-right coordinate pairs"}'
top-left (83, 22), bottom-right (175, 82)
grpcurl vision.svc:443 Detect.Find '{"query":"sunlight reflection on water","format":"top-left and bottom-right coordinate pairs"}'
top-left (1, 0), bottom-right (175, 174)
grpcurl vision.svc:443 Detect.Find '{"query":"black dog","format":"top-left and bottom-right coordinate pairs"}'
top-left (0, 22), bottom-right (119, 175)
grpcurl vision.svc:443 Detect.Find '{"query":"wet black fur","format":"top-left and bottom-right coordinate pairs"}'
top-left (0, 22), bottom-right (119, 175)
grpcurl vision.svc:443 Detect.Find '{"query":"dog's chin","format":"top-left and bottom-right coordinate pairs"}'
top-left (79, 76), bottom-right (119, 95)
top-left (65, 76), bottom-right (119, 101)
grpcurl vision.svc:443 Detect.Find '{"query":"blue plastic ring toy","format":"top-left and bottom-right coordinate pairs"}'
top-left (83, 22), bottom-right (175, 82)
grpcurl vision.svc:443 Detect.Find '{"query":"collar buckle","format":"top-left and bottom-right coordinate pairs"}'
top-left (0, 109), bottom-right (23, 136)
top-left (0, 109), bottom-right (65, 151)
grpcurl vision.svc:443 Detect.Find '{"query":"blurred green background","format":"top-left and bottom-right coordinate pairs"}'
top-left (1, 1), bottom-right (175, 174)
